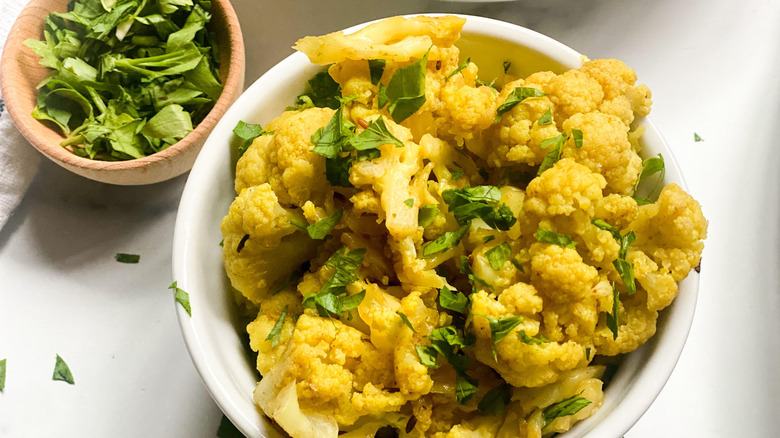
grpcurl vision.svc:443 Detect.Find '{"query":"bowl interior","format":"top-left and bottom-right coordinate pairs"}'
top-left (173, 14), bottom-right (698, 438)
top-left (0, 0), bottom-right (245, 185)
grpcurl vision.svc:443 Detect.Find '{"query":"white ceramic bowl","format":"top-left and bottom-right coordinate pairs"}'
top-left (172, 14), bottom-right (699, 438)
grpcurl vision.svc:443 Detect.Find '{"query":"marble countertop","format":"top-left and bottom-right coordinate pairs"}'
top-left (1, 0), bottom-right (778, 436)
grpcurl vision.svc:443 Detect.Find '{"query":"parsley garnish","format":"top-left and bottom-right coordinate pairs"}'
top-left (290, 70), bottom-right (342, 110)
top-left (534, 227), bottom-right (577, 248)
top-left (537, 133), bottom-right (568, 175)
top-left (572, 129), bottom-right (583, 148)
top-left (441, 186), bottom-right (517, 230)
top-left (537, 109), bottom-right (553, 126)
top-left (386, 52), bottom-right (428, 122)
top-left (168, 281), bottom-right (192, 316)
top-left (404, 198), bottom-right (414, 207)
top-left (450, 169), bottom-right (465, 180)
top-left (503, 61), bottom-right (511, 74)
top-left (694, 132), bottom-right (703, 142)
top-left (368, 59), bottom-right (386, 85)
top-left (510, 258), bottom-right (524, 272)
top-left (478, 314), bottom-right (524, 361)
top-left (518, 330), bottom-right (550, 345)
top-left (485, 242), bottom-right (511, 270)
top-left (265, 306), bottom-right (288, 347)
top-left (422, 225), bottom-right (469, 258)
top-left (311, 97), bottom-right (356, 159)
top-left (377, 83), bottom-right (389, 109)
top-left (52, 354), bottom-right (74, 385)
top-left (425, 326), bottom-right (480, 404)
top-left (397, 312), bottom-right (417, 332)
top-left (233, 121), bottom-right (270, 157)
top-left (591, 219), bottom-right (637, 294)
top-left (418, 204), bottom-right (439, 228)
top-left (306, 209), bottom-right (343, 239)
top-left (439, 286), bottom-right (468, 313)
top-left (476, 78), bottom-right (498, 90)
top-left (478, 382), bottom-right (511, 416)
top-left (0, 359), bottom-right (5, 391)
top-left (415, 345), bottom-right (439, 368)
top-left (606, 283), bottom-right (620, 339)
top-left (115, 253), bottom-right (140, 264)
top-left (586, 347), bottom-right (592, 361)
top-left (348, 117), bottom-right (404, 150)
top-left (633, 153), bottom-right (665, 204)
top-left (301, 247), bottom-right (366, 317)
top-left (543, 395), bottom-right (591, 428)
top-left (482, 235), bottom-right (496, 243)
top-left (216, 414), bottom-right (244, 438)
top-left (446, 57), bottom-right (471, 80)
top-left (459, 255), bottom-right (494, 292)
top-left (495, 87), bottom-right (546, 122)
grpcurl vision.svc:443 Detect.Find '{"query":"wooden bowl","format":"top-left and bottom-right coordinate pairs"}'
top-left (0, 0), bottom-right (245, 185)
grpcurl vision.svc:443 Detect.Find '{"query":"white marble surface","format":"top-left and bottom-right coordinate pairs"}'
top-left (1, 0), bottom-right (779, 437)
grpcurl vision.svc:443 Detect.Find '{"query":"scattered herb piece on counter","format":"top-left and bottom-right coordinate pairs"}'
top-left (485, 242), bottom-right (511, 271)
top-left (543, 395), bottom-right (592, 428)
top-left (606, 283), bottom-right (620, 339)
top-left (52, 354), bottom-right (74, 384)
top-left (633, 153), bottom-right (665, 204)
top-left (446, 57), bottom-right (471, 80)
top-left (478, 382), bottom-right (511, 416)
top-left (537, 109), bottom-right (553, 126)
top-left (397, 312), bottom-right (417, 332)
top-left (24, 0), bottom-right (223, 160)
top-left (534, 227), bottom-right (577, 248)
top-left (368, 59), bottom-right (386, 85)
top-left (418, 204), bottom-right (439, 228)
top-left (694, 132), bottom-right (703, 142)
top-left (216, 414), bottom-right (245, 438)
top-left (168, 281), bottom-right (192, 316)
top-left (386, 51), bottom-right (428, 123)
top-left (265, 306), bottom-right (288, 347)
top-left (115, 253), bottom-right (140, 264)
top-left (233, 121), bottom-right (271, 157)
top-left (439, 286), bottom-right (468, 313)
top-left (537, 133), bottom-right (568, 175)
top-left (495, 86), bottom-right (546, 122)
top-left (306, 209), bottom-right (343, 239)
top-left (0, 358), bottom-right (5, 391)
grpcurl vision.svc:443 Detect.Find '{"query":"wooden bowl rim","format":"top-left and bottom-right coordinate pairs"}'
top-left (0, 0), bottom-right (245, 173)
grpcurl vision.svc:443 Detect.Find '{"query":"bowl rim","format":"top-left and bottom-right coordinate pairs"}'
top-left (173, 13), bottom-right (699, 438)
top-left (0, 0), bottom-right (245, 174)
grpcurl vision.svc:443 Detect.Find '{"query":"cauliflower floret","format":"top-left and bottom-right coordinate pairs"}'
top-left (221, 184), bottom-right (320, 304)
top-left (545, 69), bottom-right (604, 122)
top-left (594, 193), bottom-right (638, 230)
top-left (578, 59), bottom-right (652, 125)
top-left (630, 183), bottom-right (708, 281)
top-left (629, 250), bottom-right (678, 312)
top-left (561, 112), bottom-right (642, 195)
top-left (235, 107), bottom-right (334, 206)
top-left (328, 60), bottom-right (373, 105)
top-left (247, 289), bottom-right (305, 374)
top-left (593, 291), bottom-right (658, 355)
top-left (525, 158), bottom-right (606, 218)
top-left (529, 242), bottom-right (599, 303)
top-left (437, 62), bottom-right (497, 140)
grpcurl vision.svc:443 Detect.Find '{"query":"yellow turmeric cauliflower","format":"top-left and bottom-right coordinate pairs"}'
top-left (219, 15), bottom-right (707, 438)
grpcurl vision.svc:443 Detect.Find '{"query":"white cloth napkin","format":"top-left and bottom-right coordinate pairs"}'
top-left (0, 0), bottom-right (43, 230)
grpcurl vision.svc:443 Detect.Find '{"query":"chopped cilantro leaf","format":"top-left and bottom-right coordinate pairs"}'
top-left (422, 225), bottom-right (469, 258)
top-left (537, 109), bottom-right (553, 126)
top-left (495, 87), bottom-right (546, 122)
top-left (503, 61), bottom-right (511, 74)
top-left (441, 186), bottom-right (517, 231)
top-left (415, 345), bottom-right (439, 368)
top-left (115, 253), bottom-right (140, 264)
top-left (510, 258), bottom-right (524, 272)
top-left (368, 59), bottom-right (386, 85)
top-left (168, 281), bottom-right (192, 316)
top-left (633, 153), bottom-right (665, 203)
top-left (478, 383), bottom-right (511, 415)
top-left (613, 259), bottom-right (636, 295)
top-left (386, 52), bottom-right (428, 122)
top-left (606, 283), bottom-right (620, 340)
top-left (265, 306), bottom-right (288, 347)
top-left (439, 286), bottom-right (468, 313)
top-left (296, 70), bottom-right (342, 109)
top-left (694, 132), bottom-right (702, 142)
top-left (418, 205), bottom-right (439, 228)
top-left (572, 129), bottom-right (583, 148)
top-left (397, 312), bottom-right (417, 332)
top-left (456, 373), bottom-right (479, 404)
top-left (233, 121), bottom-right (269, 157)
top-left (485, 242), bottom-right (511, 271)
top-left (480, 314), bottom-right (524, 360)
top-left (52, 354), bottom-right (74, 384)
top-left (450, 169), bottom-right (465, 180)
top-left (0, 359), bottom-right (5, 391)
top-left (518, 330), bottom-right (550, 345)
top-left (348, 116), bottom-right (403, 150)
top-left (537, 133), bottom-right (568, 175)
top-left (302, 247), bottom-right (366, 317)
top-left (543, 395), bottom-right (592, 428)
top-left (306, 209), bottom-right (343, 239)
top-left (586, 347), bottom-right (592, 361)
top-left (446, 57), bottom-right (471, 80)
top-left (404, 198), bottom-right (414, 207)
top-left (534, 227), bottom-right (576, 248)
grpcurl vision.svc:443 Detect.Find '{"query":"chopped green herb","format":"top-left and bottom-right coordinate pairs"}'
top-left (168, 281), bottom-right (192, 316)
top-left (418, 205), bottom-right (439, 228)
top-left (236, 234), bottom-right (249, 253)
top-left (482, 235), bottom-right (496, 243)
top-left (425, 326), bottom-right (479, 403)
top-left (537, 109), bottom-right (553, 126)
top-left (270, 267), bottom-right (305, 295)
top-left (404, 198), bottom-right (415, 207)
top-left (572, 129), bottom-right (583, 148)
top-left (592, 219), bottom-right (636, 293)
top-left (441, 186), bottom-right (517, 231)
top-left (311, 98), bottom-right (356, 159)
top-left (617, 230), bottom-right (636, 260)
top-left (386, 51), bottom-right (428, 122)
top-left (265, 306), bottom-right (288, 347)
top-left (415, 345), bottom-right (439, 368)
top-left (537, 133), bottom-right (568, 175)
top-left (368, 59), bottom-right (386, 85)
top-left (459, 255), bottom-right (494, 292)
top-left (397, 312), bottom-right (417, 332)
top-left (503, 61), bottom-right (511, 74)
top-left (325, 154), bottom-right (354, 187)
top-left (510, 258), bottom-right (524, 272)
top-left (219, 240), bottom-right (224, 247)
top-left (495, 87), bottom-right (546, 123)
top-left (422, 225), bottom-right (469, 258)
top-left (233, 121), bottom-right (269, 157)
top-left (478, 383), bottom-right (511, 416)
top-left (115, 253), bottom-right (140, 264)
top-left (306, 209), bottom-right (343, 240)
top-left (694, 132), bottom-right (702, 142)
top-left (456, 373), bottom-right (480, 404)
top-left (348, 117), bottom-right (404, 150)
top-left (0, 358), bottom-right (5, 391)
top-left (377, 83), bottom-right (389, 109)
top-left (503, 169), bottom-right (535, 187)
top-left (439, 286), bottom-right (468, 313)
top-left (518, 330), bottom-right (550, 345)
top-left (52, 354), bottom-right (74, 385)
top-left (633, 153), bottom-right (665, 203)
top-left (543, 395), bottom-right (591, 428)
top-left (302, 247), bottom-right (366, 317)
top-left (476, 78), bottom-right (497, 89)
top-left (534, 227), bottom-right (577, 248)
top-left (446, 57), bottom-right (471, 80)
top-left (293, 70), bottom-right (342, 110)
top-left (586, 347), bottom-right (592, 361)
top-left (481, 314), bottom-right (524, 360)
top-left (591, 218), bottom-right (620, 238)
top-left (216, 414), bottom-right (244, 438)
top-left (606, 283), bottom-right (620, 340)
top-left (25, 0), bottom-right (222, 160)
top-left (450, 169), bottom-right (465, 180)
top-left (485, 242), bottom-right (511, 271)
top-left (613, 259), bottom-right (636, 295)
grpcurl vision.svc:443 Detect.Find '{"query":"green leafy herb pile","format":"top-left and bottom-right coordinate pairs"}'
top-left (24, 0), bottom-right (223, 160)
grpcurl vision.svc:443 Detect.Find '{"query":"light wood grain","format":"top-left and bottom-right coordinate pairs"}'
top-left (0, 0), bottom-right (245, 185)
